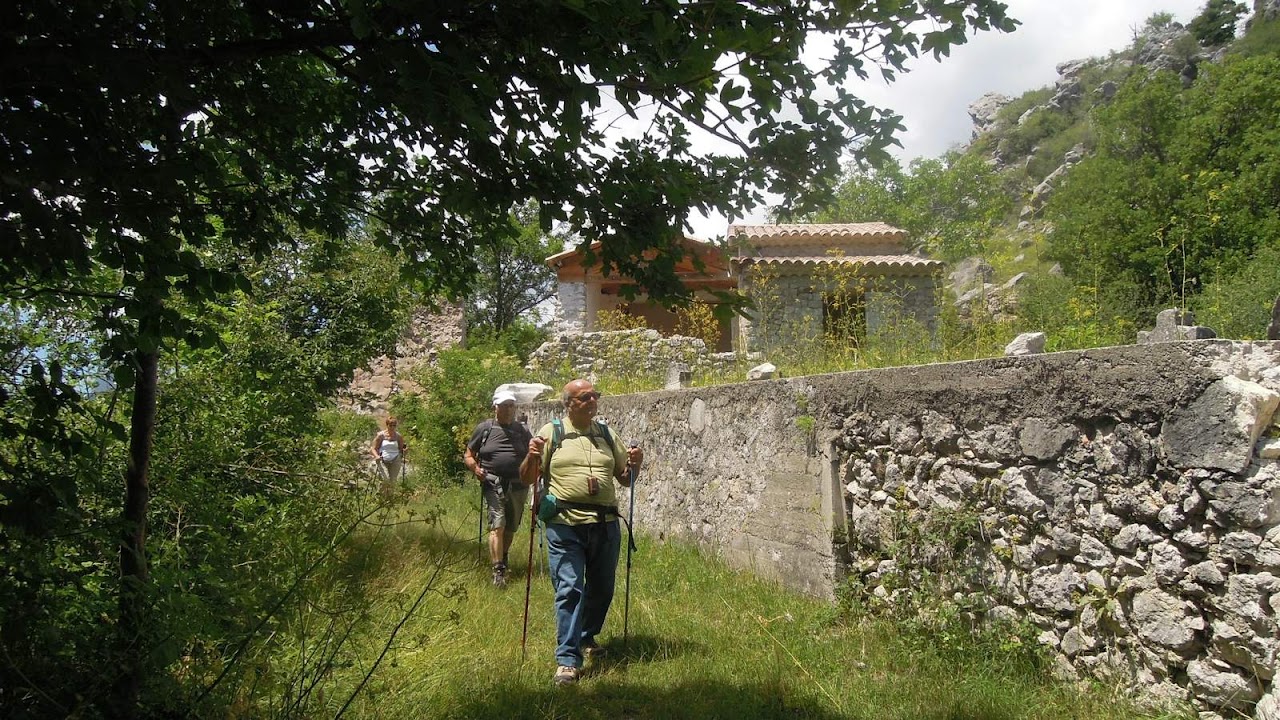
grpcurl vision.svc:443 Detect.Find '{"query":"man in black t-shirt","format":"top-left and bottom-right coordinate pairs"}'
top-left (464, 389), bottom-right (532, 587)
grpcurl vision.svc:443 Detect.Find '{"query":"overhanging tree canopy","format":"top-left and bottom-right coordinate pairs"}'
top-left (4, 0), bottom-right (1017, 315)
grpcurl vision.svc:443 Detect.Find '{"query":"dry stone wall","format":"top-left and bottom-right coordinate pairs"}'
top-left (524, 375), bottom-right (835, 597)
top-left (832, 342), bottom-right (1280, 718)
top-left (525, 340), bottom-right (1280, 718)
top-left (526, 328), bottom-right (741, 379)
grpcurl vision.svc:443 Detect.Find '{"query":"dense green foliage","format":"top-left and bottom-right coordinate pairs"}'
top-left (465, 202), bottom-right (566, 335)
top-left (0, 233), bottom-right (409, 716)
top-left (392, 343), bottom-right (529, 482)
top-left (1192, 244), bottom-right (1280, 340)
top-left (811, 153), bottom-right (1015, 261)
top-left (1043, 54), bottom-right (1280, 326)
top-left (1189, 0), bottom-right (1247, 46)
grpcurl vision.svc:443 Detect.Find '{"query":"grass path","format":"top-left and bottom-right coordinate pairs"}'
top-left (296, 483), bottom-right (1187, 720)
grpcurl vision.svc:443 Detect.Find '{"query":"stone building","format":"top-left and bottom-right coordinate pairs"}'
top-left (545, 222), bottom-right (943, 354)
top-left (545, 236), bottom-right (737, 351)
top-left (730, 222), bottom-right (944, 352)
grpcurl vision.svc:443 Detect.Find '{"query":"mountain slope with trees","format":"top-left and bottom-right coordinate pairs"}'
top-left (809, 3), bottom-right (1280, 346)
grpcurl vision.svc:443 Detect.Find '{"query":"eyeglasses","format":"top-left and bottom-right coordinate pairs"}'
top-left (570, 391), bottom-right (600, 403)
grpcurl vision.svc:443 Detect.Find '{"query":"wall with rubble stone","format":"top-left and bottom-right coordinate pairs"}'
top-left (526, 328), bottom-right (743, 379)
top-left (340, 303), bottom-right (465, 414)
top-left (534, 340), bottom-right (1280, 719)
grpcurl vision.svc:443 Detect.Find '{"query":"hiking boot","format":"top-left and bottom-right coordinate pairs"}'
top-left (491, 563), bottom-right (507, 588)
top-left (582, 640), bottom-right (607, 660)
top-left (552, 665), bottom-right (579, 686)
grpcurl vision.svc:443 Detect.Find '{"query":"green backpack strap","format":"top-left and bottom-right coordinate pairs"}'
top-left (546, 418), bottom-right (565, 470)
top-left (595, 420), bottom-right (616, 455)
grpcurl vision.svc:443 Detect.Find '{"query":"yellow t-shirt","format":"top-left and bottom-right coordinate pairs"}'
top-left (536, 419), bottom-right (628, 526)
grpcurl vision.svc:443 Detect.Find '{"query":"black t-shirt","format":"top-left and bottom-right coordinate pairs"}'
top-left (466, 419), bottom-right (531, 480)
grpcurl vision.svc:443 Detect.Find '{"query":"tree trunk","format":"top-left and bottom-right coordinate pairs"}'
top-left (113, 348), bottom-right (159, 718)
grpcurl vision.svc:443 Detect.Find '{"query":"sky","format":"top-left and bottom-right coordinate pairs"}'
top-left (684, 0), bottom-right (1210, 239)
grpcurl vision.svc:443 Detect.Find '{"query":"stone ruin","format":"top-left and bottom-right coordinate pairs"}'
top-left (339, 303), bottom-right (465, 414)
top-left (1139, 308), bottom-right (1218, 344)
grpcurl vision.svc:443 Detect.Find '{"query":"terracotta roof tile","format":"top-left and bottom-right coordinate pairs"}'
top-left (544, 236), bottom-right (718, 266)
top-left (734, 255), bottom-right (943, 271)
top-left (728, 223), bottom-right (907, 241)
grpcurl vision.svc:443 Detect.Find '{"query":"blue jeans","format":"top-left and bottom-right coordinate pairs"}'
top-left (545, 520), bottom-right (620, 668)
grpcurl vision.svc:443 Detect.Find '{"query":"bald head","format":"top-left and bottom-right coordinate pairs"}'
top-left (562, 379), bottom-right (600, 422)
top-left (562, 378), bottom-right (592, 403)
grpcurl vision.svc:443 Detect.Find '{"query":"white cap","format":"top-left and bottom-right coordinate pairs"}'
top-left (492, 390), bottom-right (517, 406)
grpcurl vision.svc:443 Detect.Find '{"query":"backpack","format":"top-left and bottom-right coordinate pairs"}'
top-left (537, 418), bottom-right (635, 550)
top-left (470, 418), bottom-right (532, 460)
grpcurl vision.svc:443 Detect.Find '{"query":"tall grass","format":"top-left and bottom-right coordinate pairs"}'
top-left (246, 482), bottom-right (1190, 719)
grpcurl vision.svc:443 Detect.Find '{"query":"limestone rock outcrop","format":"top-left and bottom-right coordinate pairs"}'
top-left (340, 303), bottom-right (465, 413)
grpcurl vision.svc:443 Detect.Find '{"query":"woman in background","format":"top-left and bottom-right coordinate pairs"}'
top-left (371, 416), bottom-right (408, 491)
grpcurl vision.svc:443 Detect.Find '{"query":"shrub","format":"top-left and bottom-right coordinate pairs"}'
top-left (674, 301), bottom-right (722, 351)
top-left (465, 320), bottom-right (549, 364)
top-left (1193, 244), bottom-right (1280, 339)
top-left (596, 307), bottom-right (647, 331)
top-left (1230, 15), bottom-right (1280, 58)
top-left (1016, 274), bottom-right (1141, 350)
top-left (397, 346), bottom-right (526, 483)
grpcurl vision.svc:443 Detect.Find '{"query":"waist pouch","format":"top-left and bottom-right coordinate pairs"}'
top-left (537, 492), bottom-right (561, 523)
top-left (538, 495), bottom-right (637, 553)
top-left (537, 494), bottom-right (616, 523)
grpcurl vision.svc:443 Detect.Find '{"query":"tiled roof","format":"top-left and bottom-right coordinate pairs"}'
top-left (544, 236), bottom-right (719, 266)
top-left (728, 223), bottom-right (907, 241)
top-left (735, 255), bottom-right (943, 272)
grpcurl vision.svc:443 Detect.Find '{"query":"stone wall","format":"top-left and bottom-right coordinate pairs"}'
top-left (524, 374), bottom-right (835, 597)
top-left (556, 281), bottom-right (587, 334)
top-left (524, 340), bottom-right (1280, 718)
top-left (526, 328), bottom-right (743, 379)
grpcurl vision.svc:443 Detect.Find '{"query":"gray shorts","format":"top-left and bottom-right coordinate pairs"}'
top-left (483, 479), bottom-right (529, 532)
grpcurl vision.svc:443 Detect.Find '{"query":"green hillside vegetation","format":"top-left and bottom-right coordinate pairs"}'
top-left (808, 10), bottom-right (1280, 356)
top-left (1044, 51), bottom-right (1280, 337)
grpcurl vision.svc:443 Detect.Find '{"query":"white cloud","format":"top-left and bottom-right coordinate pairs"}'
top-left (686, 0), bottom-right (1209, 239)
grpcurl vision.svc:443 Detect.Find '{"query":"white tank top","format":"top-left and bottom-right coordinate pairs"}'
top-left (379, 435), bottom-right (401, 461)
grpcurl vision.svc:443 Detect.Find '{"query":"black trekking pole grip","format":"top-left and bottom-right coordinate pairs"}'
top-left (623, 439), bottom-right (639, 652)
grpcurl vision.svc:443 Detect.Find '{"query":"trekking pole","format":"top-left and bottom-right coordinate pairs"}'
top-left (521, 477), bottom-right (540, 661)
top-left (478, 478), bottom-right (485, 563)
top-left (623, 440), bottom-right (639, 652)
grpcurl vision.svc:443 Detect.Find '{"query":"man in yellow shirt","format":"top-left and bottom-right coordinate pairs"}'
top-left (519, 378), bottom-right (642, 686)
